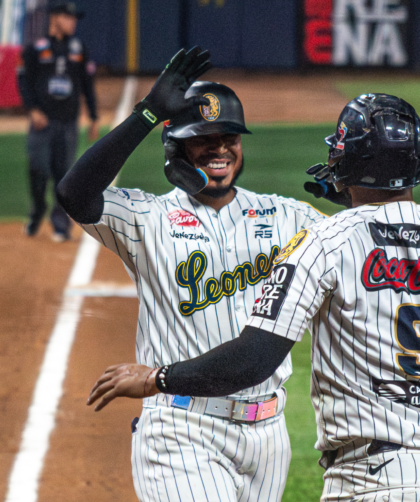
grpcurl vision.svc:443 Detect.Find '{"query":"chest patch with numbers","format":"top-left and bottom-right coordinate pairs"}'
top-left (252, 263), bottom-right (296, 320)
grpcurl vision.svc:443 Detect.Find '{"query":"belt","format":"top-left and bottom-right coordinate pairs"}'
top-left (367, 440), bottom-right (402, 456)
top-left (321, 440), bottom-right (404, 470)
top-left (171, 394), bottom-right (279, 423)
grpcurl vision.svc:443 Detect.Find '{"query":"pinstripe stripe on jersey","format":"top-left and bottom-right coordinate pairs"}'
top-left (248, 202), bottom-right (420, 451)
top-left (82, 185), bottom-right (323, 403)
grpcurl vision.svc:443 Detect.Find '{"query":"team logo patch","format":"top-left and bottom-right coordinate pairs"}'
top-left (336, 121), bottom-right (348, 150)
top-left (168, 210), bottom-right (201, 228)
top-left (252, 263), bottom-right (296, 320)
top-left (243, 207), bottom-right (277, 218)
top-left (200, 94), bottom-right (220, 122)
top-left (273, 229), bottom-right (309, 265)
top-left (369, 222), bottom-right (420, 248)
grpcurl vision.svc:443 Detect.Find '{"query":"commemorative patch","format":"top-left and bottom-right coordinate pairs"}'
top-left (273, 229), bottom-right (309, 265)
top-left (200, 94), bottom-right (220, 122)
top-left (252, 263), bottom-right (296, 320)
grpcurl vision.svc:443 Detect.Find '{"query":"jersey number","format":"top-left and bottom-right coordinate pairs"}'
top-left (395, 304), bottom-right (420, 378)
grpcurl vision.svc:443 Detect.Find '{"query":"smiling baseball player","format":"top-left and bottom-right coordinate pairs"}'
top-left (58, 47), bottom-right (325, 502)
top-left (88, 94), bottom-right (420, 502)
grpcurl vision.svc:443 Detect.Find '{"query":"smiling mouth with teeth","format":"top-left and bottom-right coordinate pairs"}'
top-left (207, 161), bottom-right (229, 169)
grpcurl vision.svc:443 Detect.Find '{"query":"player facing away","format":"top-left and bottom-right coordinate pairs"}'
top-left (88, 94), bottom-right (420, 502)
top-left (57, 47), bottom-right (324, 502)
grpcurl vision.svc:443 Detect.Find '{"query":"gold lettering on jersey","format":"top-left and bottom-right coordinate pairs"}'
top-left (176, 247), bottom-right (280, 316)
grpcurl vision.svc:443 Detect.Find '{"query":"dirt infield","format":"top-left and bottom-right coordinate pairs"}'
top-left (0, 73), bottom-right (347, 502)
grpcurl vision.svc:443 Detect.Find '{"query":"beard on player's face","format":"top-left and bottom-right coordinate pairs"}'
top-left (199, 159), bottom-right (244, 199)
top-left (182, 133), bottom-right (244, 199)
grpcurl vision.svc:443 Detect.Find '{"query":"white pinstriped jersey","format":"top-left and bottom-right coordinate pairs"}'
top-left (81, 185), bottom-right (323, 403)
top-left (248, 201), bottom-right (420, 451)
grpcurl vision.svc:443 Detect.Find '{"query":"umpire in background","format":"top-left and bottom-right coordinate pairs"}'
top-left (18, 1), bottom-right (98, 242)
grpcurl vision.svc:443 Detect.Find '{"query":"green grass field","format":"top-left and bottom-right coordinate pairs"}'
top-left (0, 124), bottom-right (334, 500)
top-left (3, 120), bottom-right (419, 500)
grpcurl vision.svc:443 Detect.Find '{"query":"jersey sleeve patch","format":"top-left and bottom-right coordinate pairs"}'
top-left (273, 229), bottom-right (309, 265)
top-left (252, 263), bottom-right (296, 320)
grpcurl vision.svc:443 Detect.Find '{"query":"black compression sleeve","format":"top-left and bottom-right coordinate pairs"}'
top-left (56, 113), bottom-right (153, 224)
top-left (156, 326), bottom-right (295, 397)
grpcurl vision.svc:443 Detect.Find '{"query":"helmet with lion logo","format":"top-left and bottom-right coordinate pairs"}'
top-left (162, 81), bottom-right (251, 141)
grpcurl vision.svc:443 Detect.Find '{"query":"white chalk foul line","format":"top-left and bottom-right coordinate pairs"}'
top-left (5, 233), bottom-right (100, 502)
top-left (5, 77), bottom-right (138, 502)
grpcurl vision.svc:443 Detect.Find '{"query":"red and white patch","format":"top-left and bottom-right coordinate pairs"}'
top-left (168, 210), bottom-right (201, 228)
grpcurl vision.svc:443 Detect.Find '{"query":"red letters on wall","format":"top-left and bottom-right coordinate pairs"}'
top-left (303, 0), bottom-right (332, 64)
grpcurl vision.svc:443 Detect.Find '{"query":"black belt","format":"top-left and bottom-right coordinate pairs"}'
top-left (367, 439), bottom-right (402, 456)
top-left (322, 440), bottom-right (402, 470)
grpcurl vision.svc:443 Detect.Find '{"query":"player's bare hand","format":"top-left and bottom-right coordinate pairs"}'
top-left (30, 109), bottom-right (49, 130)
top-left (87, 363), bottom-right (159, 412)
top-left (138, 46), bottom-right (212, 122)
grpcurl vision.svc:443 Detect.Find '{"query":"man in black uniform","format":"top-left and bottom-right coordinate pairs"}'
top-left (18, 1), bottom-right (98, 241)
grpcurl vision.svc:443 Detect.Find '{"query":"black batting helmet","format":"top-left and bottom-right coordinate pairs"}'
top-left (325, 93), bottom-right (420, 191)
top-left (162, 81), bottom-right (251, 142)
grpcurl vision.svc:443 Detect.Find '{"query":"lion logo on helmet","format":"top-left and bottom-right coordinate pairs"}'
top-left (200, 94), bottom-right (221, 122)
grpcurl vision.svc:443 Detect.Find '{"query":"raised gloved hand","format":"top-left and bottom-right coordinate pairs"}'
top-left (133, 47), bottom-right (212, 128)
top-left (164, 139), bottom-right (208, 195)
top-left (304, 163), bottom-right (352, 208)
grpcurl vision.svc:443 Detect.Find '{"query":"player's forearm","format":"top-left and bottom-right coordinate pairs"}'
top-left (156, 326), bottom-right (294, 397)
top-left (57, 114), bottom-right (152, 223)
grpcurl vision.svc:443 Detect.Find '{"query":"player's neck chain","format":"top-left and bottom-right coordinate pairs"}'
top-left (176, 247), bottom-right (280, 316)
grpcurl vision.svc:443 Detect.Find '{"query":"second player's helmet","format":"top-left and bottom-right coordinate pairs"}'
top-left (325, 93), bottom-right (420, 191)
top-left (162, 81), bottom-right (251, 141)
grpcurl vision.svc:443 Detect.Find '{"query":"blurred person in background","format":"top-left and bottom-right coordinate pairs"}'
top-left (18, 1), bottom-right (98, 242)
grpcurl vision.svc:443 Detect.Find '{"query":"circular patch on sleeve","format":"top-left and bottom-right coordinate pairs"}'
top-left (274, 229), bottom-right (309, 265)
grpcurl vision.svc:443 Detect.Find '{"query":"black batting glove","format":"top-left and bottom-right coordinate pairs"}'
top-left (304, 163), bottom-right (352, 208)
top-left (133, 47), bottom-right (212, 129)
top-left (164, 139), bottom-right (208, 196)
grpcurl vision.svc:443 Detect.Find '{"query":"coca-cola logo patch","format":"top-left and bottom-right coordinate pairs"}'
top-left (361, 248), bottom-right (420, 294)
top-left (369, 222), bottom-right (420, 248)
top-left (168, 210), bottom-right (201, 228)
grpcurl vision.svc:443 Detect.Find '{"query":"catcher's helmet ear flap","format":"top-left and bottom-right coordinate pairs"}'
top-left (326, 93), bottom-right (420, 191)
top-left (162, 81), bottom-right (251, 141)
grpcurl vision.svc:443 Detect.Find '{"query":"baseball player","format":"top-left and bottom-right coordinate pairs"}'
top-left (58, 47), bottom-right (325, 501)
top-left (89, 94), bottom-right (420, 502)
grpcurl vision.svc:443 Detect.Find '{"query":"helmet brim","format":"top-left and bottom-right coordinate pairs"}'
top-left (167, 121), bottom-right (252, 139)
